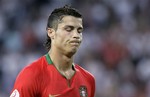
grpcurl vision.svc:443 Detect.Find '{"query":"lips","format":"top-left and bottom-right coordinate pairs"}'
top-left (70, 40), bottom-right (80, 43)
top-left (69, 40), bottom-right (80, 46)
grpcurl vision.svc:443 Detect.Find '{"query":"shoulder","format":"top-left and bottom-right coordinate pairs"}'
top-left (11, 56), bottom-right (47, 96)
top-left (21, 55), bottom-right (46, 73)
top-left (75, 64), bottom-right (95, 83)
top-left (27, 55), bottom-right (47, 70)
top-left (15, 55), bottom-right (47, 84)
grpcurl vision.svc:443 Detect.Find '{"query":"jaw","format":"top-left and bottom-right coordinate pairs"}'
top-left (65, 48), bottom-right (78, 58)
top-left (63, 46), bottom-right (80, 58)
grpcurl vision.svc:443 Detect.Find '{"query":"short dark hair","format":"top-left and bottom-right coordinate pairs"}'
top-left (44, 5), bottom-right (82, 50)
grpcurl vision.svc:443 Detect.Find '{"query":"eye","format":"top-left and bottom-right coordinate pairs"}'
top-left (65, 26), bottom-right (74, 32)
top-left (78, 28), bottom-right (83, 33)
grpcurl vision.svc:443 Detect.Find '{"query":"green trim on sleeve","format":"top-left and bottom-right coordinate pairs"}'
top-left (45, 53), bottom-right (53, 64)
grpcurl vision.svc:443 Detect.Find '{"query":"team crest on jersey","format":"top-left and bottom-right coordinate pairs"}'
top-left (10, 89), bottom-right (20, 97)
top-left (79, 86), bottom-right (88, 97)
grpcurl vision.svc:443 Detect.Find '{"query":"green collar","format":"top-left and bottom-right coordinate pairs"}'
top-left (45, 53), bottom-right (53, 64)
top-left (45, 53), bottom-right (75, 67)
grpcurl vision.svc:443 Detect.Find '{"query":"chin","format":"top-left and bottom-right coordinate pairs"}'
top-left (70, 48), bottom-right (77, 54)
top-left (67, 48), bottom-right (78, 57)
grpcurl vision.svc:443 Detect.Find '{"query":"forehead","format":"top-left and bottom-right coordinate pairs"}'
top-left (58, 16), bottom-right (83, 28)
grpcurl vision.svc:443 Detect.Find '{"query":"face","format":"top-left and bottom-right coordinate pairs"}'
top-left (49, 16), bottom-right (83, 55)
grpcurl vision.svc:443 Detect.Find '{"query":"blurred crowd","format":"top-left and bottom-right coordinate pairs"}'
top-left (0, 0), bottom-right (150, 97)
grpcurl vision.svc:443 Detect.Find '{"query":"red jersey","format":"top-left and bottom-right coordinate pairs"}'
top-left (10, 54), bottom-right (95, 97)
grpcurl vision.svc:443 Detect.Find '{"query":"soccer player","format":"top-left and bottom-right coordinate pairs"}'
top-left (10, 5), bottom-right (95, 97)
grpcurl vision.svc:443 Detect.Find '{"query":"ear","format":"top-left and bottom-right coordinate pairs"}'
top-left (47, 28), bottom-right (55, 40)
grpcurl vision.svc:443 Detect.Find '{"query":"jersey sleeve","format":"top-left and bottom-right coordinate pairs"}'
top-left (10, 66), bottom-right (40, 97)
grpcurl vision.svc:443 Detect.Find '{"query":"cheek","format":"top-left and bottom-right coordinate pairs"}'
top-left (80, 33), bottom-right (83, 38)
top-left (55, 32), bottom-right (67, 44)
top-left (80, 34), bottom-right (83, 44)
top-left (80, 34), bottom-right (83, 40)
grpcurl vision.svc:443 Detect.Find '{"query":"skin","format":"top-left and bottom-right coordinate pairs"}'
top-left (47, 16), bottom-right (83, 79)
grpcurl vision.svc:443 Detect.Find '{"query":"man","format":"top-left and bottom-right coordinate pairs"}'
top-left (10, 5), bottom-right (95, 97)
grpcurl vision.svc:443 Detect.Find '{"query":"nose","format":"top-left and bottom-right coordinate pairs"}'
top-left (72, 30), bottom-right (81, 39)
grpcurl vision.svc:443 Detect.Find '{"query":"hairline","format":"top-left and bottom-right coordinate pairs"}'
top-left (48, 15), bottom-right (82, 31)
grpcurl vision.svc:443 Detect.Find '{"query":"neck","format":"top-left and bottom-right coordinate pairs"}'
top-left (48, 49), bottom-right (74, 71)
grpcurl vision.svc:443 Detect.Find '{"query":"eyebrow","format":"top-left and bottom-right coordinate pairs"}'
top-left (64, 25), bottom-right (83, 29)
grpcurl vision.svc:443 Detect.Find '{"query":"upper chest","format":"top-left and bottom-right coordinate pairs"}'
top-left (40, 67), bottom-right (91, 97)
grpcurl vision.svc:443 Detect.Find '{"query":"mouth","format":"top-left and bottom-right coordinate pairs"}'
top-left (69, 40), bottom-right (80, 46)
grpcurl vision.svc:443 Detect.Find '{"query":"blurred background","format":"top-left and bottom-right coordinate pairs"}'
top-left (0, 0), bottom-right (150, 97)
